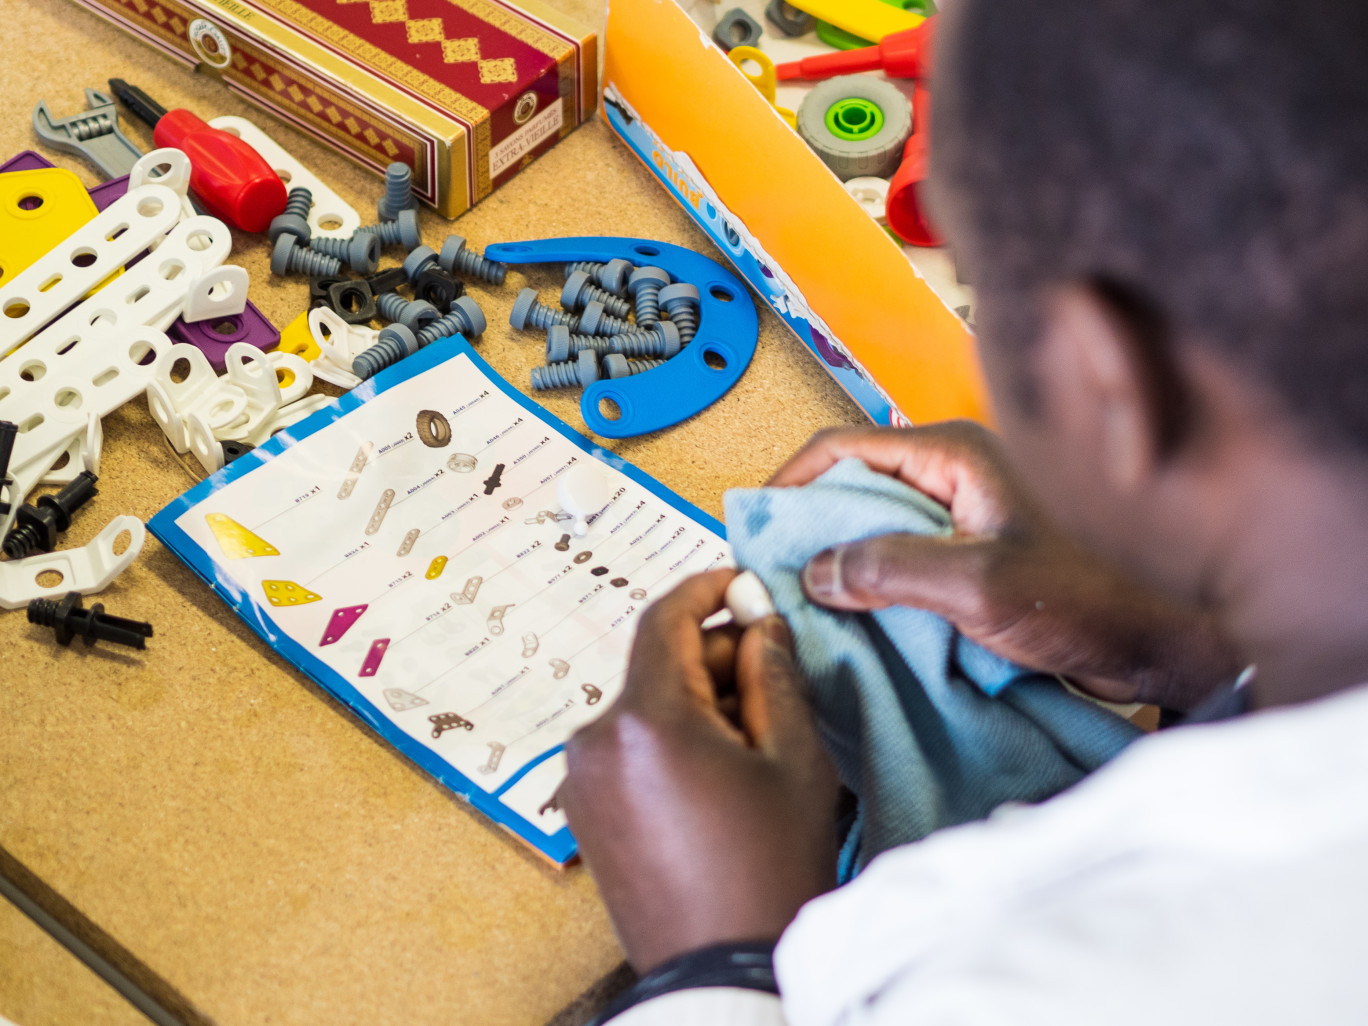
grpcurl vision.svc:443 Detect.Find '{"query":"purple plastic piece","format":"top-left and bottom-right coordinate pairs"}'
top-left (358, 638), bottom-right (391, 677)
top-left (167, 302), bottom-right (280, 371)
top-left (319, 604), bottom-right (368, 646)
top-left (0, 150), bottom-right (51, 173)
top-left (87, 174), bottom-right (130, 212)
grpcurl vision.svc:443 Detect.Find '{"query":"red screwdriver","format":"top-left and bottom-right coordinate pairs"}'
top-left (775, 16), bottom-right (936, 82)
top-left (108, 79), bottom-right (287, 233)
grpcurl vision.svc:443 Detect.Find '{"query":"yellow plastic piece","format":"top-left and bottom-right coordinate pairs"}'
top-left (205, 512), bottom-right (280, 559)
top-left (783, 0), bottom-right (922, 41)
top-left (425, 555), bottom-right (448, 580)
top-left (276, 310), bottom-right (320, 361)
top-left (0, 168), bottom-right (101, 288)
top-left (727, 47), bottom-right (798, 129)
top-left (261, 580), bottom-right (323, 606)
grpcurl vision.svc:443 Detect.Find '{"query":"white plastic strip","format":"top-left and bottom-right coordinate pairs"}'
top-left (182, 265), bottom-right (249, 322)
top-left (0, 515), bottom-right (146, 610)
top-left (208, 116), bottom-right (361, 239)
top-left (0, 184), bottom-right (181, 353)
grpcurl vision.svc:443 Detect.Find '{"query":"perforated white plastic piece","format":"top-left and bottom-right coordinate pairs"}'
top-left (128, 148), bottom-right (197, 227)
top-left (844, 176), bottom-right (891, 225)
top-left (725, 570), bottom-right (778, 628)
top-left (306, 306), bottom-right (369, 389)
top-left (208, 116), bottom-right (361, 239)
top-left (0, 183), bottom-right (181, 353)
top-left (557, 463), bottom-right (616, 537)
top-left (182, 265), bottom-right (250, 322)
top-left (0, 515), bottom-right (146, 610)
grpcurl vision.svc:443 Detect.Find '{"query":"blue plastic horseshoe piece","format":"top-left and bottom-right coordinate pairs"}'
top-left (484, 237), bottom-right (759, 438)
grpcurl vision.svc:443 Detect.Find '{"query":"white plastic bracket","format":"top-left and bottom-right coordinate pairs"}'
top-left (306, 306), bottom-right (369, 389)
top-left (182, 265), bottom-right (250, 322)
top-left (0, 515), bottom-right (146, 610)
top-left (0, 183), bottom-right (181, 353)
top-left (208, 116), bottom-right (361, 239)
top-left (128, 148), bottom-right (197, 227)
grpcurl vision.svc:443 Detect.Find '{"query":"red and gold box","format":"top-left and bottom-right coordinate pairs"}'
top-left (70, 0), bottom-right (596, 218)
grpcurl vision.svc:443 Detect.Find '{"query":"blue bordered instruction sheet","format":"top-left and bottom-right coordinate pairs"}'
top-left (149, 336), bottom-right (730, 864)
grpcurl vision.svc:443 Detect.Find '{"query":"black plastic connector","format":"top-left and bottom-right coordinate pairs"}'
top-left (0, 420), bottom-right (16, 516)
top-left (2, 471), bottom-right (99, 560)
top-left (414, 267), bottom-right (464, 313)
top-left (28, 591), bottom-right (153, 650)
top-left (327, 278), bottom-right (378, 325)
top-left (365, 267), bottom-right (409, 296)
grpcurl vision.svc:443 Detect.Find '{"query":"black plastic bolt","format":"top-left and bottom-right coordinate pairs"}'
top-left (28, 591), bottom-right (153, 650)
top-left (268, 186), bottom-right (313, 244)
top-left (3, 471), bottom-right (99, 559)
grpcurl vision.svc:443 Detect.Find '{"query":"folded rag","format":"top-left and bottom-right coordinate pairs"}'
top-left (725, 459), bottom-right (1142, 875)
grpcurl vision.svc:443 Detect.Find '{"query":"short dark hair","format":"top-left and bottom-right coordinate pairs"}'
top-left (935, 0), bottom-right (1368, 451)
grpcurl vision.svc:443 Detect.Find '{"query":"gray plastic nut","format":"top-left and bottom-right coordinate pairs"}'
top-left (402, 245), bottom-right (440, 284)
top-left (797, 75), bottom-right (914, 181)
top-left (310, 231), bottom-right (381, 274)
top-left (530, 349), bottom-right (599, 391)
top-left (714, 7), bottom-right (764, 51)
top-left (356, 209), bottom-right (421, 250)
top-left (579, 300), bottom-right (632, 337)
top-left (376, 291), bottom-right (440, 330)
top-left (561, 271), bottom-right (632, 318)
top-left (270, 235), bottom-right (342, 277)
top-left (765, 0), bottom-right (815, 36)
top-left (439, 235), bottom-right (508, 285)
top-left (268, 186), bottom-right (313, 244)
top-left (353, 323), bottom-right (419, 379)
top-left (510, 288), bottom-right (578, 332)
top-left (603, 354), bottom-right (665, 379)
top-left (377, 161), bottom-right (418, 222)
top-left (627, 265), bottom-right (670, 328)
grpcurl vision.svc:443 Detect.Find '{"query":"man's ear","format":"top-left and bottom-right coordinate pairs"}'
top-left (1035, 282), bottom-right (1181, 493)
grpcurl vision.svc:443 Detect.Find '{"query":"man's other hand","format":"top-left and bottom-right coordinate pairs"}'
top-left (560, 570), bottom-right (839, 974)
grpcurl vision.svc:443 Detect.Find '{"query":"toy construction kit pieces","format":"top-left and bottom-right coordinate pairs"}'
top-left (149, 337), bottom-right (731, 863)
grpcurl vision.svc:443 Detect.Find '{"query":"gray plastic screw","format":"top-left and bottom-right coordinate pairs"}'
top-left (603, 354), bottom-right (665, 379)
top-left (564, 260), bottom-right (606, 280)
top-left (546, 325), bottom-right (610, 362)
top-left (579, 300), bottom-right (632, 337)
top-left (377, 161), bottom-right (418, 222)
top-left (402, 245), bottom-right (440, 284)
top-left (439, 235), bottom-right (508, 286)
top-left (376, 291), bottom-right (441, 330)
top-left (530, 350), bottom-right (599, 391)
top-left (309, 232), bottom-right (381, 274)
top-left (356, 209), bottom-right (421, 250)
top-left (561, 271), bottom-right (631, 318)
top-left (510, 288), bottom-right (578, 332)
top-left (353, 324), bottom-right (419, 380)
top-left (627, 265), bottom-right (669, 328)
top-left (545, 321), bottom-right (681, 363)
top-left (596, 258), bottom-right (634, 297)
top-left (268, 187), bottom-right (313, 244)
top-left (271, 235), bottom-right (342, 277)
top-left (417, 296), bottom-right (487, 344)
top-left (659, 282), bottom-right (702, 344)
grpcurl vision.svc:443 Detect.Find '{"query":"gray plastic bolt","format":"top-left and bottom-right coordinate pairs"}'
top-left (356, 209), bottom-right (422, 250)
top-left (603, 354), bottom-right (665, 379)
top-left (530, 350), bottom-right (599, 391)
top-left (564, 260), bottom-right (605, 280)
top-left (627, 266), bottom-right (669, 328)
top-left (659, 282), bottom-right (701, 344)
top-left (402, 245), bottom-right (440, 284)
top-left (417, 296), bottom-right (487, 344)
top-left (309, 232), bottom-right (381, 274)
top-left (270, 235), bottom-right (342, 277)
top-left (377, 161), bottom-right (418, 222)
top-left (545, 322), bottom-right (681, 363)
top-left (545, 325), bottom-right (610, 362)
top-left (595, 258), bottom-right (634, 297)
top-left (561, 271), bottom-right (631, 318)
top-left (579, 300), bottom-right (632, 337)
top-left (376, 291), bottom-right (440, 330)
top-left (268, 186), bottom-right (313, 244)
top-left (353, 324), bottom-right (419, 379)
top-left (510, 288), bottom-right (578, 332)
top-left (439, 235), bottom-right (508, 285)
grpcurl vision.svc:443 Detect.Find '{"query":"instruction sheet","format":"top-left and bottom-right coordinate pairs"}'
top-left (150, 337), bottom-right (730, 863)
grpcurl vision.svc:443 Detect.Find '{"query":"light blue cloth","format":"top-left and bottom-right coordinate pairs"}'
top-left (725, 459), bottom-right (1143, 875)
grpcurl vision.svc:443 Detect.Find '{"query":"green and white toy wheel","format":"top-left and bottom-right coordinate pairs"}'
top-left (797, 75), bottom-right (913, 180)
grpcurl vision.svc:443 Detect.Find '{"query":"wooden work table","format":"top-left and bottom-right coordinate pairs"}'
top-left (0, 0), bottom-right (862, 1022)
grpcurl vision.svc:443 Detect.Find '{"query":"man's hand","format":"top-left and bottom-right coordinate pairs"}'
top-left (560, 570), bottom-right (839, 974)
top-left (771, 422), bottom-right (1241, 710)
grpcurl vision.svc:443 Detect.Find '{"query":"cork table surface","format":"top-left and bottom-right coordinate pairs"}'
top-left (0, 0), bottom-right (863, 1023)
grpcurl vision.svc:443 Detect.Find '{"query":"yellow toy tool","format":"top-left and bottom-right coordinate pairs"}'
top-left (727, 47), bottom-right (798, 129)
top-left (784, 0), bottom-right (923, 41)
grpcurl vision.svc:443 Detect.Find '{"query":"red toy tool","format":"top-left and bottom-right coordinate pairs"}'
top-left (108, 78), bottom-right (287, 233)
top-left (777, 17), bottom-right (943, 246)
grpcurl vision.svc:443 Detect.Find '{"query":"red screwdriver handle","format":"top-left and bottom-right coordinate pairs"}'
top-left (153, 109), bottom-right (287, 233)
top-left (775, 16), bottom-right (936, 82)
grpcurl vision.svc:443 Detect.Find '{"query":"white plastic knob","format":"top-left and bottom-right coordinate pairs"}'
top-left (725, 570), bottom-right (777, 627)
top-left (557, 463), bottom-right (615, 537)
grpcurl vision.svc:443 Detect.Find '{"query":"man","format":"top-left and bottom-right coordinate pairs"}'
top-left (560, 0), bottom-right (1368, 1021)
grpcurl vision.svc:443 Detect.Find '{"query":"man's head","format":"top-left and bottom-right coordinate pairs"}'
top-left (930, 0), bottom-right (1368, 598)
